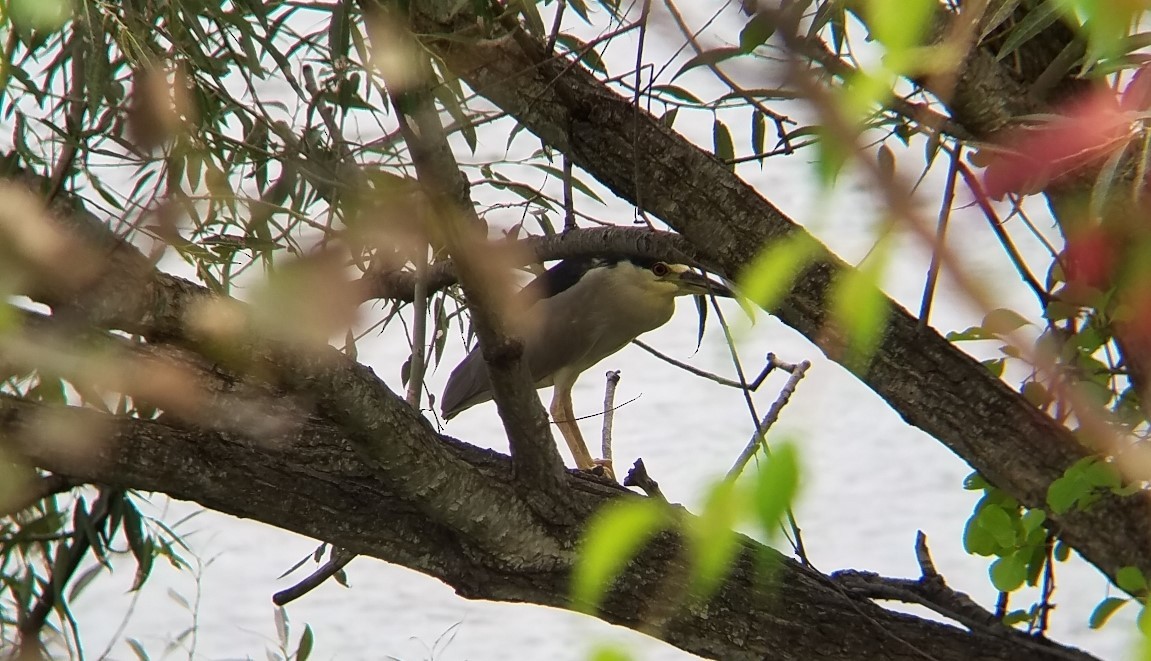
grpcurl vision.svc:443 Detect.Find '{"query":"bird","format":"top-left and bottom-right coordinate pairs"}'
top-left (440, 255), bottom-right (734, 473)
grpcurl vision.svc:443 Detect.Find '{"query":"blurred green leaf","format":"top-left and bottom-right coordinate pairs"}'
top-left (9, 0), bottom-right (71, 32)
top-left (753, 442), bottom-right (800, 540)
top-left (738, 233), bottom-right (820, 312)
top-left (589, 644), bottom-right (633, 661)
top-left (865, 0), bottom-right (934, 58)
top-left (982, 308), bottom-right (1032, 335)
top-left (573, 498), bottom-right (669, 613)
top-left (686, 480), bottom-right (741, 598)
top-left (830, 247), bottom-right (890, 370)
top-left (1118, 566), bottom-right (1148, 594)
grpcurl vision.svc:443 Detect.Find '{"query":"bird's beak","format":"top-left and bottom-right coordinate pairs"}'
top-left (674, 269), bottom-right (734, 297)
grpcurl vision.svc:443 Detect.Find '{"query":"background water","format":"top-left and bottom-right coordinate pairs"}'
top-left (53, 3), bottom-right (1144, 660)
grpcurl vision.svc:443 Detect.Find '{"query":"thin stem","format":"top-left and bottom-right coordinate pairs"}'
top-left (725, 356), bottom-right (811, 480)
top-left (631, 338), bottom-right (773, 390)
top-left (919, 144), bottom-right (961, 327)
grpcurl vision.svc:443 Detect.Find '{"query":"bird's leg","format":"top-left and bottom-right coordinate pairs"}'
top-left (549, 387), bottom-right (596, 471)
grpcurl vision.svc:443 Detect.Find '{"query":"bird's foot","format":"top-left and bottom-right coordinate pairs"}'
top-left (588, 458), bottom-right (615, 481)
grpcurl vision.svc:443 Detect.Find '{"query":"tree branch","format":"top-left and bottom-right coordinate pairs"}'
top-left (402, 0), bottom-right (1151, 591)
top-left (0, 395), bottom-right (1098, 661)
top-left (362, 2), bottom-right (568, 499)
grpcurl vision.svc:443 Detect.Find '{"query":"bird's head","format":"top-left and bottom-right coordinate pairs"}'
top-left (522, 255), bottom-right (734, 304)
top-left (617, 258), bottom-right (735, 299)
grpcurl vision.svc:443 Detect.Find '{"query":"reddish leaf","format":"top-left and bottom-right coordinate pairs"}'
top-left (983, 88), bottom-right (1136, 199)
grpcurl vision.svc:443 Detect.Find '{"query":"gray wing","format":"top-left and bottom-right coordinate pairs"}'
top-left (440, 291), bottom-right (605, 419)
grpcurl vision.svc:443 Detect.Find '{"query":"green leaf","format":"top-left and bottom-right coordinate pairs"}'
top-left (963, 515), bottom-right (997, 556)
top-left (588, 644), bottom-right (633, 661)
top-left (713, 119), bottom-right (734, 168)
top-left (739, 12), bottom-right (775, 53)
top-left (126, 639), bottom-right (151, 661)
top-left (686, 480), bottom-right (741, 597)
top-left (990, 554), bottom-right (1027, 592)
top-left (829, 247), bottom-right (891, 370)
top-left (1021, 382), bottom-right (1051, 408)
top-left (1139, 602), bottom-right (1151, 635)
top-left (996, 1), bottom-right (1063, 61)
top-left (738, 233), bottom-right (821, 312)
top-left (9, 0), bottom-right (71, 32)
top-left (1020, 508), bottom-right (1046, 534)
top-left (865, 0), bottom-right (934, 55)
top-left (1046, 474), bottom-right (1081, 514)
top-left (1089, 596), bottom-right (1130, 629)
top-left (982, 308), bottom-right (1032, 335)
top-left (751, 111), bottom-right (766, 160)
top-left (975, 504), bottom-right (1017, 550)
top-left (753, 443), bottom-right (800, 537)
top-left (963, 472), bottom-right (990, 491)
top-left (572, 499), bottom-right (668, 612)
top-left (1117, 566), bottom-right (1148, 594)
top-left (1002, 609), bottom-right (1033, 626)
top-left (982, 358), bottom-right (1006, 377)
top-left (672, 47), bottom-right (744, 81)
top-left (1054, 540), bottom-right (1071, 562)
top-left (553, 34), bottom-right (606, 74)
top-left (296, 624), bottom-right (314, 661)
top-left (650, 84), bottom-right (702, 104)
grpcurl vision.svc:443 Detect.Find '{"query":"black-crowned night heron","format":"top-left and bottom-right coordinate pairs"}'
top-left (440, 255), bottom-right (733, 472)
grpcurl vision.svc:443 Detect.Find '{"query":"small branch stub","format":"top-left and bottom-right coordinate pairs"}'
top-left (601, 369), bottom-right (621, 464)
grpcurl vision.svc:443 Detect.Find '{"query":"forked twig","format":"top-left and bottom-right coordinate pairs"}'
top-left (726, 355), bottom-right (811, 480)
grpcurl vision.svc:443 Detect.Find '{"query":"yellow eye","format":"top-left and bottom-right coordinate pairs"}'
top-left (651, 262), bottom-right (670, 277)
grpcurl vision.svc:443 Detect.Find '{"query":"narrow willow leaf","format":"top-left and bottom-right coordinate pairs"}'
top-left (739, 12), bottom-right (775, 53)
top-left (672, 47), bottom-right (744, 81)
top-left (713, 119), bottom-right (734, 169)
top-left (996, 1), bottom-right (1062, 61)
top-left (751, 111), bottom-right (765, 159)
top-left (738, 233), bottom-right (820, 312)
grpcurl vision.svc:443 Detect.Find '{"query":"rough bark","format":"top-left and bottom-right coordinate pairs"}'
top-left (0, 2), bottom-right (1138, 659)
top-left (0, 394), bottom-right (1096, 661)
top-left (0, 164), bottom-right (1097, 659)
top-left (400, 0), bottom-right (1151, 589)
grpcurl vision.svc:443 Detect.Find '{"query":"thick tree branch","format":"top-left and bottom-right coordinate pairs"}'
top-left (363, 2), bottom-right (569, 498)
top-left (0, 173), bottom-right (566, 562)
top-left (355, 226), bottom-right (706, 302)
top-left (0, 395), bottom-right (1098, 661)
top-left (402, 0), bottom-right (1151, 589)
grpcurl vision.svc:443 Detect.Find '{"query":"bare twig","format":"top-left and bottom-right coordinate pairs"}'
top-left (545, 0), bottom-right (565, 53)
top-left (632, 338), bottom-right (774, 389)
top-left (601, 370), bottom-right (621, 464)
top-left (919, 145), bottom-right (961, 327)
top-left (406, 249), bottom-right (429, 408)
top-left (563, 156), bottom-right (577, 231)
top-left (272, 546), bottom-right (357, 606)
top-left (663, 0), bottom-right (793, 145)
top-left (726, 355), bottom-right (811, 480)
top-left (623, 458), bottom-right (666, 502)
